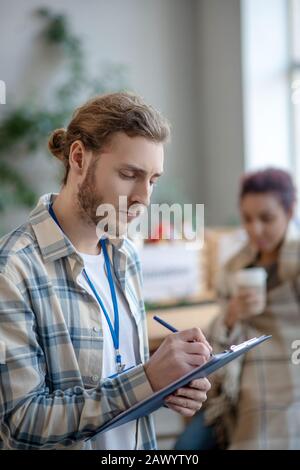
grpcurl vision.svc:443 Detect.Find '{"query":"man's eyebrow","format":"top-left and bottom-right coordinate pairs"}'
top-left (119, 164), bottom-right (163, 178)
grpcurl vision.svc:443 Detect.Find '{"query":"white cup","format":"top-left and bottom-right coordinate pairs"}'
top-left (234, 267), bottom-right (267, 316)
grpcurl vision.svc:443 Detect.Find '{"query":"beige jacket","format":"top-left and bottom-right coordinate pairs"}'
top-left (204, 222), bottom-right (300, 449)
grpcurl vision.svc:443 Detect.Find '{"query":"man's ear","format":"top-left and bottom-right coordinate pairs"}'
top-left (69, 140), bottom-right (87, 174)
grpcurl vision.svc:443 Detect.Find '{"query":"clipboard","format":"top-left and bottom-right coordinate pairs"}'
top-left (95, 334), bottom-right (271, 434)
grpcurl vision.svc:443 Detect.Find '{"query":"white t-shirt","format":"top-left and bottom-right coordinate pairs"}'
top-left (78, 250), bottom-right (140, 450)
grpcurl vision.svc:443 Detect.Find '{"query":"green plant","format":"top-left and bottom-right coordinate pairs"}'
top-left (0, 8), bottom-right (128, 215)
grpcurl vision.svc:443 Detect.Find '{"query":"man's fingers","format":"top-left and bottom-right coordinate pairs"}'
top-left (173, 387), bottom-right (208, 402)
top-left (189, 378), bottom-right (211, 391)
top-left (164, 382), bottom-right (209, 416)
top-left (184, 341), bottom-right (211, 360)
top-left (165, 394), bottom-right (205, 410)
top-left (165, 402), bottom-right (196, 417)
top-left (178, 328), bottom-right (212, 351)
top-left (183, 352), bottom-right (208, 367)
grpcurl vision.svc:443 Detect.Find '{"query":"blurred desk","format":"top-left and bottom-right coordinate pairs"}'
top-left (147, 293), bottom-right (220, 352)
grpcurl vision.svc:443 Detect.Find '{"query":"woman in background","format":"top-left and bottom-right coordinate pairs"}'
top-left (175, 167), bottom-right (300, 450)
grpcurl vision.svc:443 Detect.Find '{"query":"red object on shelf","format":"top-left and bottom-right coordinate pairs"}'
top-left (147, 222), bottom-right (176, 243)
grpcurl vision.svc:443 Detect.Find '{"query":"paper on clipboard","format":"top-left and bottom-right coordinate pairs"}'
top-left (93, 334), bottom-right (271, 436)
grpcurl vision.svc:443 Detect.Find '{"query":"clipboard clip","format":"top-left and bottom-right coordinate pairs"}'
top-left (229, 337), bottom-right (258, 352)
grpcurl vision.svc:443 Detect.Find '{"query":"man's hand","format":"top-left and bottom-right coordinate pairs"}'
top-left (144, 328), bottom-right (212, 392)
top-left (164, 378), bottom-right (211, 417)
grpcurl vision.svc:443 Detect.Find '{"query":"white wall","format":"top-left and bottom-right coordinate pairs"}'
top-left (196, 0), bottom-right (245, 226)
top-left (0, 0), bottom-right (245, 232)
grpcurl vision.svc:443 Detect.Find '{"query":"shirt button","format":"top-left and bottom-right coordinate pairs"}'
top-left (93, 326), bottom-right (99, 333)
top-left (91, 374), bottom-right (99, 383)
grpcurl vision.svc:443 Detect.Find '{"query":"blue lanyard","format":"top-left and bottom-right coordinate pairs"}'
top-left (48, 203), bottom-right (124, 373)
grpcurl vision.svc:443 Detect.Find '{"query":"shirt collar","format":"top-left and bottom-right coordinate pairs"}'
top-left (29, 193), bottom-right (127, 264)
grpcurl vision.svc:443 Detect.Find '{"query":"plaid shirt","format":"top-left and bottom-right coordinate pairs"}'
top-left (0, 193), bottom-right (156, 450)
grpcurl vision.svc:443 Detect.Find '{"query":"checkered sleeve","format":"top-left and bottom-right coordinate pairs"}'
top-left (0, 272), bottom-right (153, 449)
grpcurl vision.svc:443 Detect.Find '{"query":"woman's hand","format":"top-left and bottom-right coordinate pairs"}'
top-left (225, 290), bottom-right (263, 329)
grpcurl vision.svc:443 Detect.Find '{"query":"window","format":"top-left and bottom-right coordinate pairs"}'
top-left (290, 0), bottom-right (300, 203)
top-left (241, 0), bottom-right (291, 172)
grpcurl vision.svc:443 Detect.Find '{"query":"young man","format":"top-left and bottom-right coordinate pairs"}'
top-left (0, 92), bottom-right (211, 450)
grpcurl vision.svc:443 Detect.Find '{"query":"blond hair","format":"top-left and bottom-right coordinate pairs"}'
top-left (48, 92), bottom-right (170, 184)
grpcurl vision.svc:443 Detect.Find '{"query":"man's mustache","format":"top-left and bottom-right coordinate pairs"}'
top-left (119, 204), bottom-right (146, 218)
top-left (94, 204), bottom-right (146, 221)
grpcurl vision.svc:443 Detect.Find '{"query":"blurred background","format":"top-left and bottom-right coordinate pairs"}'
top-left (1, 0), bottom-right (300, 449)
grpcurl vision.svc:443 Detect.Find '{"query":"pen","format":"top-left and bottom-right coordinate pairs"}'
top-left (153, 315), bottom-right (178, 333)
top-left (153, 315), bottom-right (213, 356)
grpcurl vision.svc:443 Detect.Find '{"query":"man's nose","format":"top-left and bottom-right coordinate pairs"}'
top-left (131, 181), bottom-right (152, 207)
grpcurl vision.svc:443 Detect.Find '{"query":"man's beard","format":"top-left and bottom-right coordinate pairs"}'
top-left (76, 164), bottom-right (128, 238)
top-left (77, 163), bottom-right (104, 228)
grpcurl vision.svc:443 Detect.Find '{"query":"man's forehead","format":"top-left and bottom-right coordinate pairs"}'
top-left (119, 162), bottom-right (163, 177)
top-left (100, 135), bottom-right (164, 174)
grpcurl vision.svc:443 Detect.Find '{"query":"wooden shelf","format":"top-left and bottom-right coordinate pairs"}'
top-left (145, 290), bottom-right (216, 311)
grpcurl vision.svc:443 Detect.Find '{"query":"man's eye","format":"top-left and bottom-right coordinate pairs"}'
top-left (120, 172), bottom-right (135, 179)
top-left (150, 180), bottom-right (158, 187)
